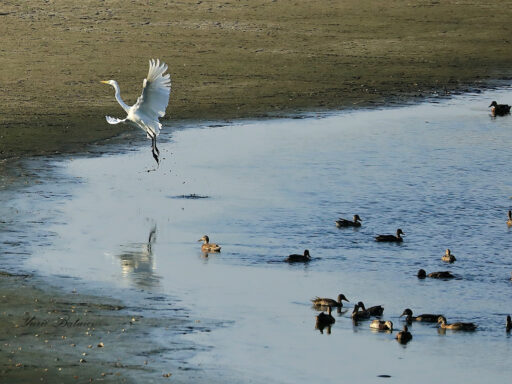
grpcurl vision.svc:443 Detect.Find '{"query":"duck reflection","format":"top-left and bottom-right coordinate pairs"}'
top-left (311, 305), bottom-right (346, 315)
top-left (116, 225), bottom-right (160, 288)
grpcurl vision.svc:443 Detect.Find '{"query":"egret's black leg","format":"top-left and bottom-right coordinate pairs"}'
top-left (152, 148), bottom-right (159, 165)
top-left (151, 134), bottom-right (160, 165)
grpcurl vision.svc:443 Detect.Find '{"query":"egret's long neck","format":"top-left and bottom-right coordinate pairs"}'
top-left (112, 81), bottom-right (130, 113)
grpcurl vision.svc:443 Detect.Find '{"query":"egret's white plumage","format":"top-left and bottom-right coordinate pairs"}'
top-left (101, 59), bottom-right (171, 164)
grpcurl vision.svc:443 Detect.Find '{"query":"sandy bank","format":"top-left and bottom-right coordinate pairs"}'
top-left (1, 0), bottom-right (511, 158)
top-left (0, 271), bottom-right (198, 383)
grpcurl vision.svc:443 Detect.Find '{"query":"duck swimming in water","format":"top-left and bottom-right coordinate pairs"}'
top-left (312, 294), bottom-right (349, 308)
top-left (396, 325), bottom-right (412, 344)
top-left (285, 249), bottom-right (311, 263)
top-left (441, 249), bottom-right (456, 263)
top-left (507, 210), bottom-right (512, 227)
top-left (400, 308), bottom-right (443, 323)
top-left (357, 301), bottom-right (384, 316)
top-left (489, 101), bottom-right (511, 116)
top-left (198, 235), bottom-right (221, 252)
top-left (335, 215), bottom-right (362, 228)
top-left (316, 306), bottom-right (335, 327)
top-left (370, 319), bottom-right (393, 331)
top-left (428, 271), bottom-right (455, 279)
top-left (351, 303), bottom-right (371, 321)
top-left (375, 229), bottom-right (404, 242)
top-left (437, 315), bottom-right (477, 331)
top-left (507, 315), bottom-right (512, 332)
top-left (417, 269), bottom-right (455, 279)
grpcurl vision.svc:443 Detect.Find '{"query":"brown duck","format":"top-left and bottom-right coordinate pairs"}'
top-left (351, 303), bottom-right (371, 321)
top-left (417, 269), bottom-right (455, 279)
top-left (316, 306), bottom-right (335, 327)
top-left (357, 301), bottom-right (384, 316)
top-left (437, 315), bottom-right (477, 331)
top-left (375, 229), bottom-right (404, 242)
top-left (335, 215), bottom-right (362, 228)
top-left (400, 308), bottom-right (443, 323)
top-left (312, 294), bottom-right (349, 308)
top-left (285, 249), bottom-right (311, 263)
top-left (441, 249), bottom-right (456, 263)
top-left (396, 325), bottom-right (413, 343)
top-left (198, 235), bottom-right (221, 252)
top-left (489, 101), bottom-right (511, 116)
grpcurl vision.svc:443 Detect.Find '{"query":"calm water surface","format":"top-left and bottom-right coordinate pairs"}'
top-left (3, 88), bottom-right (512, 383)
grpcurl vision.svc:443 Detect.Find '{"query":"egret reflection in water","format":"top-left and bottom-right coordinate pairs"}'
top-left (116, 225), bottom-right (160, 288)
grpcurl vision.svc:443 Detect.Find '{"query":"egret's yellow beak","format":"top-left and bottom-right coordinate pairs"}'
top-left (100, 80), bottom-right (109, 84)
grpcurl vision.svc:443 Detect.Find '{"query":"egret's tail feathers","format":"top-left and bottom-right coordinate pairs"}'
top-left (105, 116), bottom-right (126, 125)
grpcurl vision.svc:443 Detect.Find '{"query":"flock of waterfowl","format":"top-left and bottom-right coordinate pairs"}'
top-left (310, 288), bottom-right (419, 342)
top-left (312, 102), bottom-right (511, 341)
top-left (198, 205), bottom-right (512, 343)
top-left (195, 100), bottom-right (512, 344)
top-left (311, 207), bottom-right (512, 342)
top-left (311, 290), bottom-right (481, 341)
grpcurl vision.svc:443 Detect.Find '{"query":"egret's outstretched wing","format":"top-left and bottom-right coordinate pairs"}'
top-left (134, 59), bottom-right (171, 121)
top-left (105, 116), bottom-right (126, 125)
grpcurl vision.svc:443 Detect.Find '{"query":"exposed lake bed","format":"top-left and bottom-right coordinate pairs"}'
top-left (0, 272), bottom-right (192, 383)
top-left (2, 87), bottom-right (512, 382)
top-left (2, 0), bottom-right (512, 159)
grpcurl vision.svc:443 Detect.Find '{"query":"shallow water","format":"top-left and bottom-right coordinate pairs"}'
top-left (3, 88), bottom-right (512, 382)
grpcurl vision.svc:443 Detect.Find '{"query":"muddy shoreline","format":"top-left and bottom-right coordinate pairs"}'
top-left (1, 0), bottom-right (512, 159)
top-left (0, 268), bottom-right (219, 383)
top-left (0, 272), bottom-right (166, 383)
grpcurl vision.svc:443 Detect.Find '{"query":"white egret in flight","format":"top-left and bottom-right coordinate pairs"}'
top-left (101, 59), bottom-right (171, 165)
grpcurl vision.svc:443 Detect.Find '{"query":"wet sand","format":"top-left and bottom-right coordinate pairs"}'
top-left (0, 271), bottom-right (193, 383)
top-left (1, 0), bottom-right (512, 158)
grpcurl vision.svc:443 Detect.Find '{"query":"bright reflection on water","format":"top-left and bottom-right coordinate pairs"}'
top-left (112, 224), bottom-right (160, 288)
top-left (10, 88), bottom-right (512, 382)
